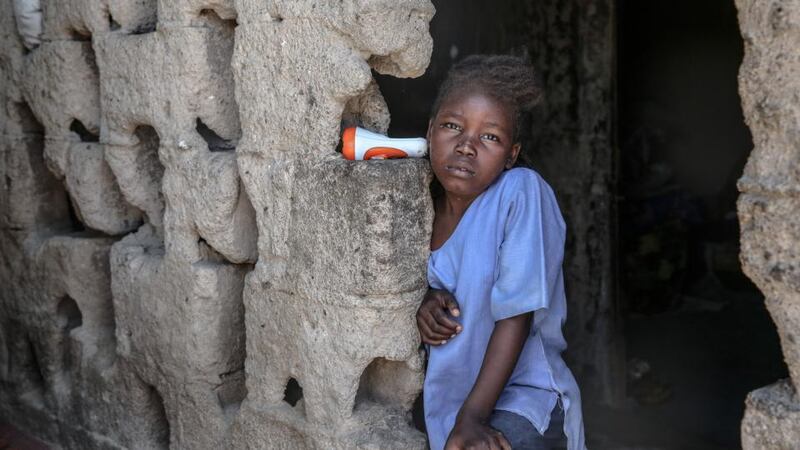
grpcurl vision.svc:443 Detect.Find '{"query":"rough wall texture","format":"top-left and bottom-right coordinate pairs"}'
top-left (736, 0), bottom-right (800, 448)
top-left (229, 1), bottom-right (434, 447)
top-left (0, 0), bottom-right (434, 448)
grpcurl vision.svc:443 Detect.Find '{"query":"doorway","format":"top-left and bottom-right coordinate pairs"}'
top-left (374, 0), bottom-right (788, 447)
top-left (594, 0), bottom-right (788, 448)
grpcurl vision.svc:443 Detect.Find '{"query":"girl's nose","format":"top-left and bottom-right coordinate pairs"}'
top-left (455, 134), bottom-right (477, 157)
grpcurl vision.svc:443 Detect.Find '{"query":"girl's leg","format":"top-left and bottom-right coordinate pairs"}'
top-left (489, 407), bottom-right (566, 450)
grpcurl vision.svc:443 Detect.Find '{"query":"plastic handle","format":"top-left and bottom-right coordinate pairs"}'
top-left (363, 147), bottom-right (409, 160)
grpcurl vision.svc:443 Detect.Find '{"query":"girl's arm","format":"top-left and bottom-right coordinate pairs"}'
top-left (445, 312), bottom-right (533, 450)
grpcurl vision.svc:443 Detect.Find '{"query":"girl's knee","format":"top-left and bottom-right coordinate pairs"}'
top-left (489, 409), bottom-right (566, 450)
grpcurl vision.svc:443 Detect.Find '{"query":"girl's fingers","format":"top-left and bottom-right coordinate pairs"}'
top-left (488, 428), bottom-right (510, 450)
top-left (441, 295), bottom-right (461, 317)
top-left (495, 434), bottom-right (511, 450)
top-left (432, 308), bottom-right (462, 332)
top-left (427, 312), bottom-right (458, 335)
top-left (422, 336), bottom-right (442, 346)
top-left (422, 315), bottom-right (452, 339)
top-left (418, 319), bottom-right (449, 343)
top-left (420, 332), bottom-right (443, 346)
top-left (417, 288), bottom-right (461, 344)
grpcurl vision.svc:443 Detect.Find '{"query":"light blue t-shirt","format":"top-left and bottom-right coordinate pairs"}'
top-left (425, 168), bottom-right (586, 450)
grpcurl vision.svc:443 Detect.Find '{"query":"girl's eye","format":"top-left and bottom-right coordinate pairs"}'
top-left (481, 133), bottom-right (500, 142)
top-left (440, 122), bottom-right (461, 131)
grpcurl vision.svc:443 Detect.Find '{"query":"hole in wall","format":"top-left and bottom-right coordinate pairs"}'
top-left (13, 102), bottom-right (44, 134)
top-left (145, 384), bottom-right (171, 447)
top-left (199, 9), bottom-right (238, 32)
top-left (57, 296), bottom-right (83, 332)
top-left (66, 197), bottom-right (86, 232)
top-left (412, 392), bottom-right (425, 433)
top-left (131, 22), bottom-right (157, 35)
top-left (109, 11), bottom-right (157, 35)
top-left (109, 14), bottom-right (121, 31)
top-left (57, 296), bottom-right (82, 375)
top-left (197, 236), bottom-right (227, 263)
top-left (68, 29), bottom-right (92, 41)
top-left (15, 102), bottom-right (77, 230)
top-left (69, 119), bottom-right (99, 143)
top-left (215, 369), bottom-right (247, 422)
top-left (196, 118), bottom-right (235, 152)
top-left (355, 358), bottom-right (418, 407)
top-left (133, 126), bottom-right (165, 187)
top-left (135, 125), bottom-right (161, 151)
top-left (130, 125), bottom-right (165, 227)
top-left (339, 81), bottom-right (391, 136)
top-left (355, 357), bottom-right (424, 428)
top-left (283, 377), bottom-right (303, 407)
top-left (11, 101), bottom-right (76, 230)
top-left (21, 336), bottom-right (46, 407)
top-left (27, 337), bottom-right (47, 392)
top-left (356, 358), bottom-right (387, 406)
top-left (83, 39), bottom-right (101, 79)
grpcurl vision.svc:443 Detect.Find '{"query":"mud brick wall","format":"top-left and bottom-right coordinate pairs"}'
top-left (0, 0), bottom-right (435, 448)
top-left (737, 0), bottom-right (800, 448)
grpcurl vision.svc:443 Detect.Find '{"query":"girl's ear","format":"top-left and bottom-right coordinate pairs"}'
top-left (506, 143), bottom-right (522, 169)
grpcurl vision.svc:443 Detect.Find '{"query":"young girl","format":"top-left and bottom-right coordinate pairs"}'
top-left (416, 55), bottom-right (586, 450)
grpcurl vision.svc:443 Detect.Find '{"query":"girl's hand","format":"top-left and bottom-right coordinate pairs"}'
top-left (444, 416), bottom-right (511, 450)
top-left (416, 288), bottom-right (462, 345)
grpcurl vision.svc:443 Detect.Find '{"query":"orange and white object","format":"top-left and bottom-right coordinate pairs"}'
top-left (342, 127), bottom-right (428, 160)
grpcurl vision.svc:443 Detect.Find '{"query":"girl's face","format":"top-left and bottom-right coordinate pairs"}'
top-left (427, 89), bottom-right (521, 201)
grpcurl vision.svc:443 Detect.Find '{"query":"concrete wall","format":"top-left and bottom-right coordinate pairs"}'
top-left (737, 0), bottom-right (800, 448)
top-left (0, 0), bottom-right (434, 448)
top-left (17, 0), bottom-right (799, 446)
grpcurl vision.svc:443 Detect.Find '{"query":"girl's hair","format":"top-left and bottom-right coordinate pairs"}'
top-left (430, 54), bottom-right (543, 147)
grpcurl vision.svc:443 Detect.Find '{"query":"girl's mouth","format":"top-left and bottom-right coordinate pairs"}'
top-left (445, 165), bottom-right (475, 176)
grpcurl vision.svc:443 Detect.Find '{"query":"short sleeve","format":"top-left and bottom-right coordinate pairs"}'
top-left (490, 172), bottom-right (566, 321)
